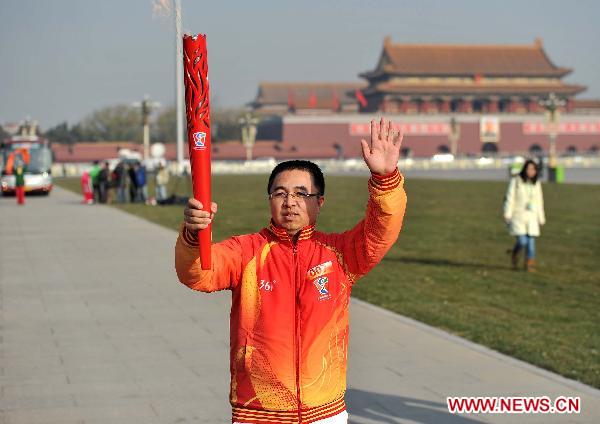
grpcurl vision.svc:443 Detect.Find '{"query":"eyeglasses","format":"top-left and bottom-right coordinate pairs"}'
top-left (268, 191), bottom-right (321, 201)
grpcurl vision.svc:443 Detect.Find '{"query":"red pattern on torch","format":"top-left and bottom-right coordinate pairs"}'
top-left (183, 33), bottom-right (211, 270)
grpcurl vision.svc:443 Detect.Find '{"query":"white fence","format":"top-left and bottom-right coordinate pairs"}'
top-left (51, 155), bottom-right (600, 178)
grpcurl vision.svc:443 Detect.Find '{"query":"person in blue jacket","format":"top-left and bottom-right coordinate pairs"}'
top-left (135, 162), bottom-right (148, 203)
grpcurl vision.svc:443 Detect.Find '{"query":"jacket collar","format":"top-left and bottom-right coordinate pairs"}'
top-left (267, 220), bottom-right (315, 243)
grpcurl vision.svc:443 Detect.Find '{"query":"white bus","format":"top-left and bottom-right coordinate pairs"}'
top-left (1, 135), bottom-right (53, 195)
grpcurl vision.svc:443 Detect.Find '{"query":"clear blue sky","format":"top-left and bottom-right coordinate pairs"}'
top-left (1, 0), bottom-right (599, 129)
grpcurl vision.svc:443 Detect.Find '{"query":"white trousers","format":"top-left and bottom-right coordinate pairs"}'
top-left (234, 410), bottom-right (348, 424)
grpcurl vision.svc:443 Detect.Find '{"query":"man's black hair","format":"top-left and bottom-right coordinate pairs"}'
top-left (267, 160), bottom-right (325, 195)
top-left (519, 159), bottom-right (539, 184)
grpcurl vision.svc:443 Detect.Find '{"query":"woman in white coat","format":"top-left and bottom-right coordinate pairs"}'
top-left (503, 160), bottom-right (546, 272)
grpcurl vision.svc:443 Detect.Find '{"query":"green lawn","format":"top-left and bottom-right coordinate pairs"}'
top-left (55, 174), bottom-right (600, 388)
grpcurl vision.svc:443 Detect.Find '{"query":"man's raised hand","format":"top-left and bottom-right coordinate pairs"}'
top-left (184, 198), bottom-right (217, 231)
top-left (360, 117), bottom-right (403, 175)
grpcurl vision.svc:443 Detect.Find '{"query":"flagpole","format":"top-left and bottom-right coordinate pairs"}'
top-left (175, 0), bottom-right (184, 174)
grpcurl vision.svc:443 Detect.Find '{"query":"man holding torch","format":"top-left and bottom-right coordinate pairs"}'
top-left (175, 117), bottom-right (407, 423)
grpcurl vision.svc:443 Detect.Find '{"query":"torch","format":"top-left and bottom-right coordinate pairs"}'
top-left (183, 33), bottom-right (212, 270)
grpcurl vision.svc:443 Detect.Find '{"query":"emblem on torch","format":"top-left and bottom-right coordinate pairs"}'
top-left (193, 131), bottom-right (207, 150)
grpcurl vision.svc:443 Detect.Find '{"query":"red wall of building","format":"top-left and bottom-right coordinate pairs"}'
top-left (282, 118), bottom-right (600, 158)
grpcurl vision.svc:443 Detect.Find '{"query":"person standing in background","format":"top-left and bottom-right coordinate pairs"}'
top-left (80, 170), bottom-right (93, 205)
top-left (128, 163), bottom-right (138, 203)
top-left (113, 161), bottom-right (127, 203)
top-left (14, 159), bottom-right (26, 205)
top-left (135, 162), bottom-right (148, 204)
top-left (98, 161), bottom-right (110, 204)
top-left (503, 159), bottom-right (546, 272)
top-left (89, 160), bottom-right (101, 204)
top-left (155, 161), bottom-right (169, 203)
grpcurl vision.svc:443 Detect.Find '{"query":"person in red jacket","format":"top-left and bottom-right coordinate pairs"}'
top-left (80, 170), bottom-right (94, 205)
top-left (175, 118), bottom-right (407, 424)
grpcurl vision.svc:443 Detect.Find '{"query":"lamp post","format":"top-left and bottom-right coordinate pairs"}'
top-left (239, 113), bottom-right (259, 161)
top-left (133, 95), bottom-right (161, 161)
top-left (539, 93), bottom-right (565, 182)
top-left (448, 116), bottom-right (460, 157)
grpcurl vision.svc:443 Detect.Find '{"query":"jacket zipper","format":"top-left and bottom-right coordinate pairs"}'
top-left (293, 243), bottom-right (302, 423)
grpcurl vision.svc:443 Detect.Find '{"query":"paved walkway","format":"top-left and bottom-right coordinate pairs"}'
top-left (0, 187), bottom-right (598, 424)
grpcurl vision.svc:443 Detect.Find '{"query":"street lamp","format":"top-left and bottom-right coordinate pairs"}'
top-left (133, 95), bottom-right (161, 161)
top-left (448, 116), bottom-right (460, 157)
top-left (539, 93), bottom-right (565, 172)
top-left (239, 113), bottom-right (259, 161)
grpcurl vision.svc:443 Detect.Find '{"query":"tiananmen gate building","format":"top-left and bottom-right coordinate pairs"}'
top-left (247, 37), bottom-right (600, 159)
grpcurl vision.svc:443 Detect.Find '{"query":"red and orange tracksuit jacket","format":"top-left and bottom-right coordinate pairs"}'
top-left (175, 169), bottom-right (407, 423)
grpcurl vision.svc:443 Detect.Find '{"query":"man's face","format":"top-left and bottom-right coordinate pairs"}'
top-left (269, 169), bottom-right (324, 236)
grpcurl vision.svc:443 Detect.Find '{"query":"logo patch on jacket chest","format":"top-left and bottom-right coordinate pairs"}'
top-left (307, 261), bottom-right (333, 301)
top-left (313, 276), bottom-right (331, 301)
